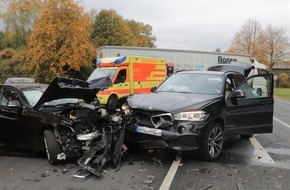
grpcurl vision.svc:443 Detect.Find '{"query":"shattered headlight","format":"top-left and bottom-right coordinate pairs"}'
top-left (174, 111), bottom-right (208, 121)
top-left (122, 103), bottom-right (132, 116)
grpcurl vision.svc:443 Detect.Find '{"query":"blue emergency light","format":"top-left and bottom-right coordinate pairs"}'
top-left (96, 59), bottom-right (102, 66)
top-left (95, 56), bottom-right (126, 66)
top-left (113, 56), bottom-right (126, 64)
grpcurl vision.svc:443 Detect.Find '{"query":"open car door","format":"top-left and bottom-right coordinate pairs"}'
top-left (225, 74), bottom-right (274, 136)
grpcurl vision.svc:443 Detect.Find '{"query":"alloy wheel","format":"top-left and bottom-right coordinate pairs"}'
top-left (207, 126), bottom-right (223, 158)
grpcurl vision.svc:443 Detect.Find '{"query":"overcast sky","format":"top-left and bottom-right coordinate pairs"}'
top-left (81, 0), bottom-right (290, 52)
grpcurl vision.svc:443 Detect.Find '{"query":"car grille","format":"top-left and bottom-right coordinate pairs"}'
top-left (175, 135), bottom-right (198, 148)
top-left (134, 110), bottom-right (173, 129)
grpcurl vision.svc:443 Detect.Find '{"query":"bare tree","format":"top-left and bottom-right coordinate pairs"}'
top-left (229, 18), bottom-right (265, 62)
top-left (230, 18), bottom-right (263, 54)
top-left (263, 25), bottom-right (290, 71)
top-left (229, 18), bottom-right (290, 69)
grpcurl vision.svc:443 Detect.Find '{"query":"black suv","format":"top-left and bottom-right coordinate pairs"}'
top-left (125, 63), bottom-right (274, 160)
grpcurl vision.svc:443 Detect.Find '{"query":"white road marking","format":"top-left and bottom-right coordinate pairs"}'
top-left (159, 131), bottom-right (278, 189)
top-left (274, 117), bottom-right (290, 129)
top-left (249, 136), bottom-right (275, 164)
top-left (159, 155), bottom-right (181, 190)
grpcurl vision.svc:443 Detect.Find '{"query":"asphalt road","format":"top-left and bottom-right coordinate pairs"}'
top-left (1, 98), bottom-right (290, 190)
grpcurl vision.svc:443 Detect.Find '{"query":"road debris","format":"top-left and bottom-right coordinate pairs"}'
top-left (152, 157), bottom-right (162, 165)
top-left (144, 175), bottom-right (155, 184)
top-left (62, 168), bottom-right (69, 174)
top-left (9, 168), bottom-right (14, 176)
top-left (142, 184), bottom-right (154, 190)
top-left (199, 183), bottom-right (213, 190)
top-left (237, 181), bottom-right (244, 190)
top-left (142, 175), bottom-right (155, 190)
top-left (40, 174), bottom-right (48, 177)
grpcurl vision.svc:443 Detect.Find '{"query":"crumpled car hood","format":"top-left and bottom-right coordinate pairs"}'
top-left (127, 92), bottom-right (221, 114)
top-left (34, 76), bottom-right (112, 108)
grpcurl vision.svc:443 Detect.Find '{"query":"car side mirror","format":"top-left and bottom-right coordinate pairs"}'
top-left (151, 86), bottom-right (157, 92)
top-left (231, 90), bottom-right (246, 98)
top-left (7, 100), bottom-right (21, 107)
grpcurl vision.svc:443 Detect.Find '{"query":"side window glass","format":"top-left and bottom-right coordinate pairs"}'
top-left (114, 69), bottom-right (126, 84)
top-left (237, 76), bottom-right (271, 98)
top-left (0, 86), bottom-right (3, 106)
top-left (233, 74), bottom-right (245, 87)
top-left (0, 87), bottom-right (21, 106)
top-left (0, 87), bottom-right (8, 106)
top-left (225, 77), bottom-right (234, 99)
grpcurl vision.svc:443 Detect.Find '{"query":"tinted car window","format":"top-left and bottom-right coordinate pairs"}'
top-left (232, 74), bottom-right (245, 87)
top-left (115, 69), bottom-right (126, 84)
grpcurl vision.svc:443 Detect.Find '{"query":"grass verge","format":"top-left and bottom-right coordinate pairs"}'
top-left (274, 87), bottom-right (290, 100)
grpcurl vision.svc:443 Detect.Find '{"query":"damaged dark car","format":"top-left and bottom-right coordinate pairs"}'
top-left (0, 77), bottom-right (124, 167)
top-left (125, 63), bottom-right (274, 161)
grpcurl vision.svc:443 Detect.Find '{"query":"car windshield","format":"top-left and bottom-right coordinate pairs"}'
top-left (22, 86), bottom-right (47, 106)
top-left (156, 73), bottom-right (224, 95)
top-left (87, 68), bottom-right (117, 81)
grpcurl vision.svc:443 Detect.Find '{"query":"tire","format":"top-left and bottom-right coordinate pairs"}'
top-left (240, 134), bottom-right (253, 139)
top-left (107, 95), bottom-right (118, 110)
top-left (201, 123), bottom-right (224, 161)
top-left (43, 130), bottom-right (64, 165)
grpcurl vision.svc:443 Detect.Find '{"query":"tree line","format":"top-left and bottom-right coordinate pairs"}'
top-left (0, 0), bottom-right (156, 82)
top-left (0, 1), bottom-right (289, 84)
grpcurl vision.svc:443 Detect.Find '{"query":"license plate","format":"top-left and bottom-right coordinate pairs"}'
top-left (136, 126), bottom-right (162, 136)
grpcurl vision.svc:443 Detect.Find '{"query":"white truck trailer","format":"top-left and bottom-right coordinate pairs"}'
top-left (96, 46), bottom-right (267, 75)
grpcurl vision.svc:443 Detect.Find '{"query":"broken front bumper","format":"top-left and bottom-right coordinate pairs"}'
top-left (131, 124), bottom-right (201, 152)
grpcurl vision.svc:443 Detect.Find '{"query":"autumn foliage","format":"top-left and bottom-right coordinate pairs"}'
top-left (90, 10), bottom-right (156, 48)
top-left (0, 0), bottom-right (158, 82)
top-left (28, 0), bottom-right (95, 82)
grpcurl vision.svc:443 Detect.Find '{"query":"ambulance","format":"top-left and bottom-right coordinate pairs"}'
top-left (87, 56), bottom-right (170, 109)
